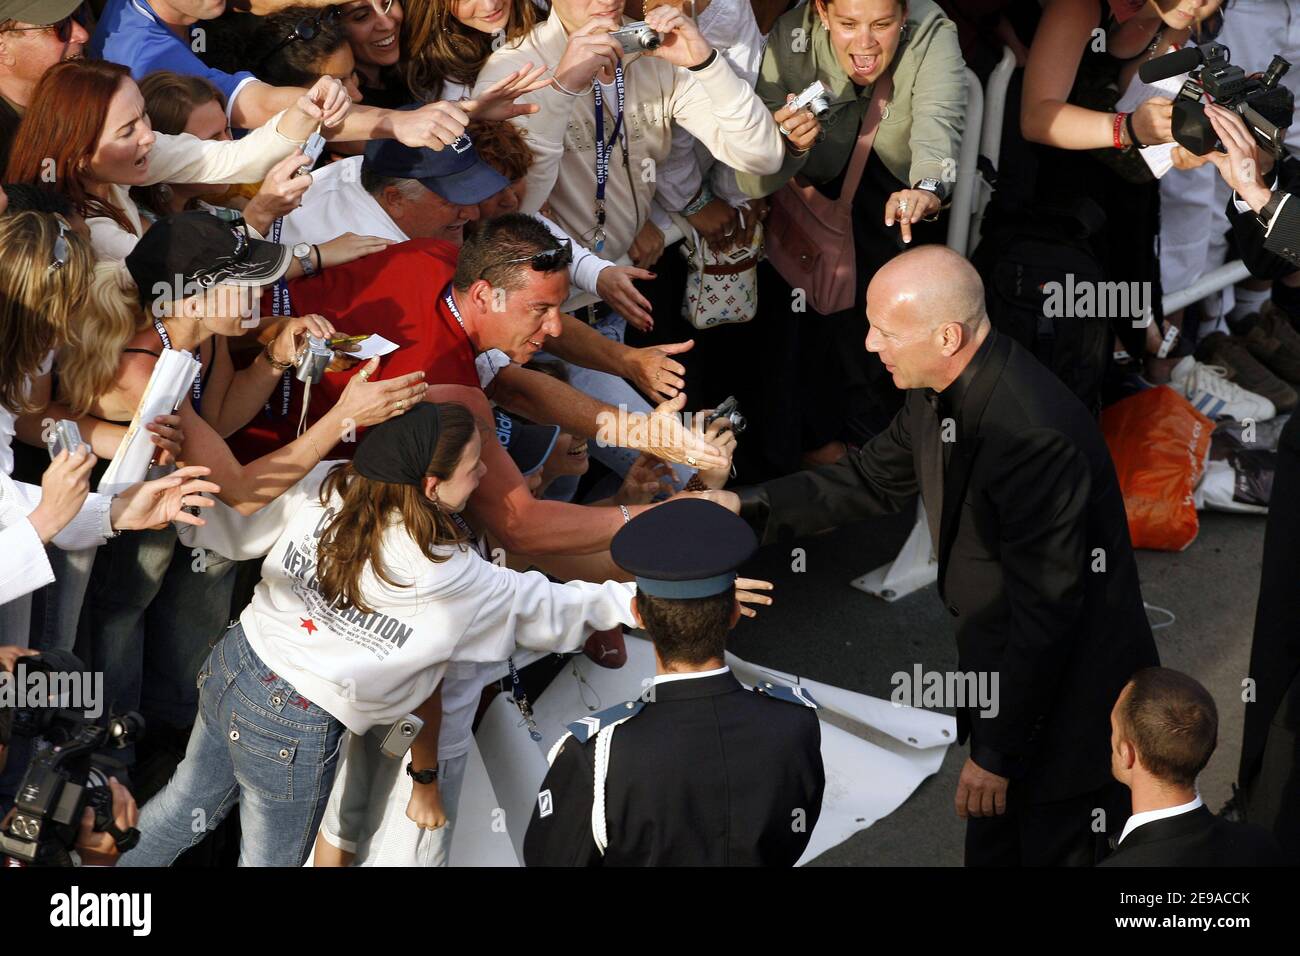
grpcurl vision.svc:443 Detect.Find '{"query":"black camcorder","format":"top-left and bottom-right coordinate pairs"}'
top-left (0, 650), bottom-right (142, 867)
top-left (1140, 42), bottom-right (1293, 156)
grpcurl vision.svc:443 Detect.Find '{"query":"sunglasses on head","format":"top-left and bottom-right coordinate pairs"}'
top-left (47, 216), bottom-right (70, 274)
top-left (258, 7), bottom-right (342, 69)
top-left (479, 239), bottom-right (573, 280)
top-left (1, 9), bottom-right (86, 43)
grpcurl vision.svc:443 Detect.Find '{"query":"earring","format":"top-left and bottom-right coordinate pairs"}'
top-left (430, 485), bottom-right (443, 511)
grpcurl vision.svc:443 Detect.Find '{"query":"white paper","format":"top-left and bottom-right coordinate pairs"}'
top-left (96, 348), bottom-right (201, 495)
top-left (1115, 43), bottom-right (1192, 180)
top-left (340, 334), bottom-right (398, 361)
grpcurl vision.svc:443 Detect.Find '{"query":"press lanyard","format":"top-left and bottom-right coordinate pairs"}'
top-left (592, 65), bottom-right (626, 253)
top-left (267, 216), bottom-right (293, 417)
top-left (152, 318), bottom-right (202, 410)
top-left (449, 511), bottom-right (542, 741)
top-left (441, 281), bottom-right (481, 357)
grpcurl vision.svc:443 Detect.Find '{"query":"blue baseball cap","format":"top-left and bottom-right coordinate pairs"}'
top-left (363, 109), bottom-right (509, 206)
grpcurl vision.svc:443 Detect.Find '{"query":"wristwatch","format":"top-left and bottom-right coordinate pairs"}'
top-left (406, 762), bottom-right (439, 785)
top-left (292, 241), bottom-right (316, 277)
top-left (912, 178), bottom-right (948, 203)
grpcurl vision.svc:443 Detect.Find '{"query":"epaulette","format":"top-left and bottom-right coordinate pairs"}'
top-left (750, 680), bottom-right (820, 709)
top-left (565, 698), bottom-right (646, 744)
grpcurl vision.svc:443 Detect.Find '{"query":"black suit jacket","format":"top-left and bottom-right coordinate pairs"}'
top-left (522, 672), bottom-right (825, 866)
top-left (738, 329), bottom-right (1158, 803)
top-left (1100, 806), bottom-right (1285, 866)
top-left (1227, 157), bottom-right (1300, 278)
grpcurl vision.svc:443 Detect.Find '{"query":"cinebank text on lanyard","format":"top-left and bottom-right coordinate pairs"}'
top-left (593, 64), bottom-right (627, 254)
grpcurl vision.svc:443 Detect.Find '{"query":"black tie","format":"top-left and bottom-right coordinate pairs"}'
top-left (921, 392), bottom-right (944, 549)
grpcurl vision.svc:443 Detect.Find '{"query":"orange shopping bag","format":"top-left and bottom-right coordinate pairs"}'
top-left (1101, 385), bottom-right (1213, 551)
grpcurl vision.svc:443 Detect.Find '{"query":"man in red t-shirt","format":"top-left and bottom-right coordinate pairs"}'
top-left (231, 237), bottom-right (477, 462)
top-left (232, 215), bottom-right (727, 556)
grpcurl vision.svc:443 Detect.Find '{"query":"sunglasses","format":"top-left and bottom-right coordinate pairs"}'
top-left (257, 7), bottom-right (342, 69)
top-left (479, 239), bottom-right (573, 280)
top-left (1, 10), bottom-right (85, 43)
top-left (47, 216), bottom-right (70, 274)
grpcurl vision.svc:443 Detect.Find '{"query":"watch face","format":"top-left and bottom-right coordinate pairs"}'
top-left (293, 243), bottom-right (311, 259)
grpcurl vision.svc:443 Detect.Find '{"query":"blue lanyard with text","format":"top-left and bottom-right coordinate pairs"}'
top-left (592, 65), bottom-right (626, 253)
top-left (152, 318), bottom-right (202, 411)
top-left (449, 510), bottom-right (542, 741)
top-left (267, 216), bottom-right (293, 417)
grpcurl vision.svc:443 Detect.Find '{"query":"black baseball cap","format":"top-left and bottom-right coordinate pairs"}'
top-left (364, 112), bottom-right (509, 206)
top-left (125, 211), bottom-right (292, 305)
top-left (0, 0), bottom-right (81, 25)
top-left (493, 408), bottom-right (559, 478)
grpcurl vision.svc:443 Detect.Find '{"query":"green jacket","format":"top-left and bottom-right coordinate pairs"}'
top-left (736, 0), bottom-right (967, 198)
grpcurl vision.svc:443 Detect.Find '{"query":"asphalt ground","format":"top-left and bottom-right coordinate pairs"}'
top-left (724, 506), bottom-right (1266, 867)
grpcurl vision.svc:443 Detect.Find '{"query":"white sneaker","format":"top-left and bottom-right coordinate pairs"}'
top-left (1168, 356), bottom-right (1276, 421)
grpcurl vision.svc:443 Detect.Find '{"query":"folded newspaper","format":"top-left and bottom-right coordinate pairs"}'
top-left (96, 348), bottom-right (201, 494)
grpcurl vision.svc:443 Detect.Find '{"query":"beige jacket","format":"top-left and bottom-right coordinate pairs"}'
top-left (473, 8), bottom-right (784, 261)
top-left (89, 111), bottom-right (307, 261)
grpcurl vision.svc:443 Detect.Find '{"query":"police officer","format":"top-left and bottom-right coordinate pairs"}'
top-left (522, 498), bottom-right (825, 867)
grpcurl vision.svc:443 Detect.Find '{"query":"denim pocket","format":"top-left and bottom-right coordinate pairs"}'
top-left (229, 711), bottom-right (299, 801)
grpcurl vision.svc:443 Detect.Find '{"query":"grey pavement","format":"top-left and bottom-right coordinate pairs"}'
top-left (727, 507), bottom-right (1266, 867)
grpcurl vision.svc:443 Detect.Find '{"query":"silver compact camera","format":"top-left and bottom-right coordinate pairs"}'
top-left (295, 334), bottom-right (333, 385)
top-left (295, 130), bottom-right (327, 177)
top-left (704, 396), bottom-right (747, 435)
top-left (379, 714), bottom-right (424, 759)
top-left (611, 21), bottom-right (662, 53)
top-left (46, 419), bottom-right (85, 460)
top-left (790, 80), bottom-right (831, 118)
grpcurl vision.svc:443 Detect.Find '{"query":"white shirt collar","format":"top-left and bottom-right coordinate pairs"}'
top-left (1118, 794), bottom-right (1203, 844)
top-left (652, 665), bottom-right (730, 686)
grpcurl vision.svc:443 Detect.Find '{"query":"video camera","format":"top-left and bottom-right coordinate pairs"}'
top-left (0, 650), bottom-right (142, 867)
top-left (1140, 42), bottom-right (1293, 156)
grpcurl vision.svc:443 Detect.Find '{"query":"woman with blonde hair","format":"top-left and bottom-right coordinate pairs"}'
top-left (0, 211), bottom-right (212, 651)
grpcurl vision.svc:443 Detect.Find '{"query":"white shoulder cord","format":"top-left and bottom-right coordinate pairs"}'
top-left (591, 722), bottom-right (620, 856)
top-left (546, 732), bottom-right (572, 766)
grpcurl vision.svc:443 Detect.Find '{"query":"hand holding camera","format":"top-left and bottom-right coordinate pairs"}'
top-left (641, 5), bottom-right (712, 69)
top-left (553, 17), bottom-right (625, 90)
top-left (1129, 96), bottom-right (1174, 147)
top-left (30, 438), bottom-right (94, 545)
top-left (774, 90), bottom-right (823, 154)
top-left (1201, 103), bottom-right (1273, 214)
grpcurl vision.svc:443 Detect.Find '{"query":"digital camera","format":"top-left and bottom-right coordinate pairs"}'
top-left (611, 21), bottom-right (662, 53)
top-left (704, 396), bottom-right (747, 435)
top-left (790, 80), bottom-right (831, 119)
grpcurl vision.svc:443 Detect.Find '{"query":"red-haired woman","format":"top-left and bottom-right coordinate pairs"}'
top-left (5, 59), bottom-right (351, 260)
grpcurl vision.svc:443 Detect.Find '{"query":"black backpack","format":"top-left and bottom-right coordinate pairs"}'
top-left (971, 206), bottom-right (1112, 417)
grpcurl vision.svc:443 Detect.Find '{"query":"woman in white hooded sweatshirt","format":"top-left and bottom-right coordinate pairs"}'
top-left (120, 402), bottom-right (639, 867)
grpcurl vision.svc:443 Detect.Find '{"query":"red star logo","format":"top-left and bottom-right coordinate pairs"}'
top-left (300, 617), bottom-right (318, 635)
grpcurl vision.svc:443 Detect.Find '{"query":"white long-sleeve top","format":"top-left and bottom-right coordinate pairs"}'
top-left (0, 470), bottom-right (112, 607)
top-left (88, 110), bottom-right (308, 261)
top-left (654, 0), bottom-right (766, 215)
top-left (179, 462), bottom-right (636, 734)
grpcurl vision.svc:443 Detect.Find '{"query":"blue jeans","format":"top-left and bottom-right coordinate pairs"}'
top-left (121, 623), bottom-right (344, 867)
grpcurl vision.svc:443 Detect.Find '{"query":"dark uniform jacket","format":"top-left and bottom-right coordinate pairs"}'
top-left (522, 671), bottom-right (825, 866)
top-left (737, 329), bottom-right (1159, 804)
top-left (1099, 806), bottom-right (1286, 867)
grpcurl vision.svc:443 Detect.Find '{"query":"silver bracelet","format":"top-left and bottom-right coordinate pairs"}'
top-left (619, 505), bottom-right (632, 524)
top-left (551, 76), bottom-right (594, 97)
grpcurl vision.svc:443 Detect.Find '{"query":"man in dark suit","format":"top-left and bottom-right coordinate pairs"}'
top-left (1101, 667), bottom-right (1284, 866)
top-left (703, 245), bottom-right (1158, 865)
top-left (522, 498), bottom-right (825, 867)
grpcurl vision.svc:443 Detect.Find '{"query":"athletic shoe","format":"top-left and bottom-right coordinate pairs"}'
top-left (1195, 331), bottom-right (1297, 412)
top-left (1168, 356), bottom-right (1276, 421)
